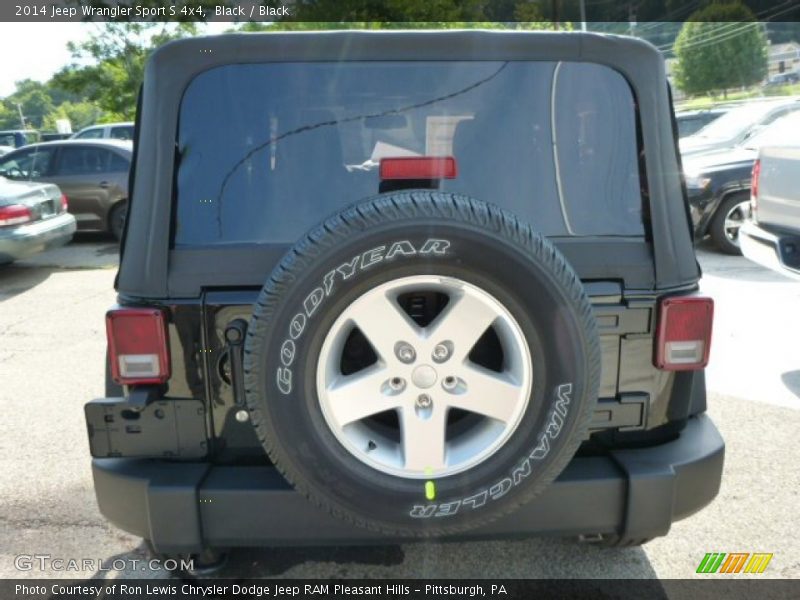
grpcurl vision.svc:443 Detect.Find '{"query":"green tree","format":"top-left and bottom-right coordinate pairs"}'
top-left (41, 101), bottom-right (107, 132)
top-left (0, 103), bottom-right (22, 130)
top-left (52, 22), bottom-right (197, 119)
top-left (673, 1), bottom-right (767, 97)
top-left (2, 80), bottom-right (57, 129)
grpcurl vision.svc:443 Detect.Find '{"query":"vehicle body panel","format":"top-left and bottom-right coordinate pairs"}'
top-left (741, 146), bottom-right (800, 279)
top-left (675, 108), bottom-right (728, 138)
top-left (755, 146), bottom-right (800, 231)
top-left (680, 98), bottom-right (800, 157)
top-left (71, 122), bottom-right (135, 141)
top-left (0, 176), bottom-right (76, 263)
top-left (685, 108), bottom-right (800, 239)
top-left (684, 149), bottom-right (754, 238)
top-left (91, 413), bottom-right (723, 553)
top-left (0, 130), bottom-right (40, 148)
top-left (120, 30), bottom-right (698, 299)
top-left (0, 140), bottom-right (131, 233)
top-left (89, 31), bottom-right (721, 549)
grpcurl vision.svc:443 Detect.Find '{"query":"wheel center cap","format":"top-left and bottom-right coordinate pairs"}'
top-left (411, 364), bottom-right (438, 389)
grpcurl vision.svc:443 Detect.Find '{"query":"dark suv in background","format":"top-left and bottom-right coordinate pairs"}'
top-left (85, 31), bottom-right (723, 569)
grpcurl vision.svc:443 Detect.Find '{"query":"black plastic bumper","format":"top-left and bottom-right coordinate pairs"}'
top-left (91, 414), bottom-right (723, 553)
top-left (740, 221), bottom-right (800, 280)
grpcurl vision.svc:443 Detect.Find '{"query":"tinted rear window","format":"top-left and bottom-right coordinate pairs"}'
top-left (175, 61), bottom-right (644, 246)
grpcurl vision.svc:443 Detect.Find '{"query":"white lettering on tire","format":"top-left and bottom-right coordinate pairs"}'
top-left (409, 383), bottom-right (573, 518)
top-left (275, 239), bottom-right (450, 395)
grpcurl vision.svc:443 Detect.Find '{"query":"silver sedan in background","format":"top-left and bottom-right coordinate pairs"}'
top-left (0, 176), bottom-right (76, 264)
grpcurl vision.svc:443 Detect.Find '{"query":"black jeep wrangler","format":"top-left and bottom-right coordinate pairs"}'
top-left (86, 30), bottom-right (724, 563)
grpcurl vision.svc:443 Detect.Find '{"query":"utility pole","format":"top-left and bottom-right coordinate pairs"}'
top-left (552, 0), bottom-right (559, 31)
top-left (580, 0), bottom-right (587, 32)
top-left (15, 103), bottom-right (26, 129)
top-left (628, 3), bottom-right (637, 37)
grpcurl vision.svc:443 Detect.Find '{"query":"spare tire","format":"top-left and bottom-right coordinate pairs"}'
top-left (243, 192), bottom-right (600, 536)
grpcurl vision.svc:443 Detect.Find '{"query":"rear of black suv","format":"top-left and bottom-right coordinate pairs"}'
top-left (85, 31), bottom-right (723, 557)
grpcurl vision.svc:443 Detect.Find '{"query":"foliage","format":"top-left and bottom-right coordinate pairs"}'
top-left (52, 23), bottom-right (198, 119)
top-left (41, 101), bottom-right (108, 132)
top-left (0, 0), bottom-right (794, 131)
top-left (673, 1), bottom-right (767, 97)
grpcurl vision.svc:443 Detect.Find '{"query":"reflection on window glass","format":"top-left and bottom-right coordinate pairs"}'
top-left (553, 62), bottom-right (643, 235)
top-left (108, 151), bottom-right (130, 172)
top-left (0, 147), bottom-right (55, 180)
top-left (175, 61), bottom-right (643, 246)
top-left (110, 126), bottom-right (133, 140)
top-left (76, 128), bottom-right (104, 139)
top-left (56, 147), bottom-right (109, 176)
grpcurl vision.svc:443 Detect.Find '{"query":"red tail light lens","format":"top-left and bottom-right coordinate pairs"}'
top-left (106, 308), bottom-right (171, 385)
top-left (0, 204), bottom-right (33, 227)
top-left (750, 159), bottom-right (760, 221)
top-left (380, 156), bottom-right (457, 180)
top-left (654, 297), bottom-right (714, 371)
top-left (60, 194), bottom-right (68, 211)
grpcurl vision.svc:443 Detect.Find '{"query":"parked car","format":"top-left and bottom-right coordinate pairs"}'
top-left (675, 107), bottom-right (729, 138)
top-left (684, 109), bottom-right (800, 254)
top-left (740, 146), bottom-right (800, 279)
top-left (71, 122), bottom-right (134, 141)
top-left (0, 129), bottom-right (41, 148)
top-left (0, 176), bottom-right (76, 264)
top-left (40, 132), bottom-right (73, 142)
top-left (0, 140), bottom-right (131, 240)
top-left (765, 72), bottom-right (800, 87)
top-left (85, 31), bottom-right (722, 572)
top-left (680, 98), bottom-right (800, 157)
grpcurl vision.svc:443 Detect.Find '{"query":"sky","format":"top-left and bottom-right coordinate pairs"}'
top-left (0, 22), bottom-right (231, 97)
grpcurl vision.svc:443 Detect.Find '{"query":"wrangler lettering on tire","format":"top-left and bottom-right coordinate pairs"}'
top-left (243, 192), bottom-right (601, 536)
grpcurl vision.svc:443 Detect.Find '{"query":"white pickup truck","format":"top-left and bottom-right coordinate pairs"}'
top-left (741, 146), bottom-right (800, 279)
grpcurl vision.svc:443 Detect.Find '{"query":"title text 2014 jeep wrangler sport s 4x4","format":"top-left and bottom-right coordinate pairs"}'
top-left (85, 30), bottom-right (723, 565)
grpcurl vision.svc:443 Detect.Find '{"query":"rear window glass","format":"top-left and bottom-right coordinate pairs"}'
top-left (175, 61), bottom-right (644, 246)
top-left (75, 128), bottom-right (104, 139)
top-left (110, 125), bottom-right (134, 140)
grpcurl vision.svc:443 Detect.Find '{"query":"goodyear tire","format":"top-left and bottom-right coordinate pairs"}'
top-left (243, 192), bottom-right (600, 536)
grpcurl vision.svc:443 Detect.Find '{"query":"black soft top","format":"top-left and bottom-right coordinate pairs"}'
top-left (119, 30), bottom-right (698, 299)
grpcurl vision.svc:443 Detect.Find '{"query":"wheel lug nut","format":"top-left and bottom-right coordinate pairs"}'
top-left (416, 394), bottom-right (432, 408)
top-left (442, 376), bottom-right (458, 391)
top-left (389, 377), bottom-right (405, 392)
top-left (395, 342), bottom-right (416, 364)
top-left (432, 342), bottom-right (451, 363)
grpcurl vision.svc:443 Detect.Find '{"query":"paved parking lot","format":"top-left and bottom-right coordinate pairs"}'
top-left (1, 236), bottom-right (798, 580)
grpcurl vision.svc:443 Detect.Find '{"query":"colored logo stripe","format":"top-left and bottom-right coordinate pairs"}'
top-left (744, 553), bottom-right (773, 574)
top-left (696, 552), bottom-right (773, 574)
top-left (697, 553), bottom-right (726, 573)
top-left (720, 553), bottom-right (749, 573)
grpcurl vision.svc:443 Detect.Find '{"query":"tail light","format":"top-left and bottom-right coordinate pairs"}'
top-left (654, 297), bottom-right (714, 371)
top-left (0, 204), bottom-right (33, 227)
top-left (106, 308), bottom-right (171, 385)
top-left (60, 194), bottom-right (68, 212)
top-left (380, 156), bottom-right (457, 180)
top-left (750, 159), bottom-right (760, 222)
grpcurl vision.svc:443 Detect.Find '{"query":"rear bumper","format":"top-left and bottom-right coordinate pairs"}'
top-left (91, 414), bottom-right (724, 553)
top-left (0, 212), bottom-right (76, 264)
top-left (740, 221), bottom-right (800, 280)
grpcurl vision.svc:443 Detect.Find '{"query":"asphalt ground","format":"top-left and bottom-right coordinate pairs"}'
top-left (0, 235), bottom-right (798, 581)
